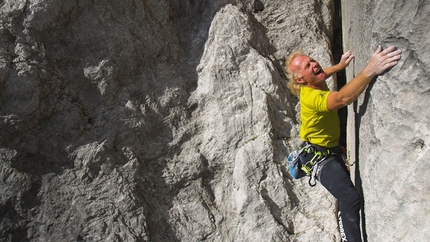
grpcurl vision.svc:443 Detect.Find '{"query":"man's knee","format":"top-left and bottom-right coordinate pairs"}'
top-left (341, 189), bottom-right (361, 210)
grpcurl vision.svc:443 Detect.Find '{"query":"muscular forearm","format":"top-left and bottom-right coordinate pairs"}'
top-left (323, 50), bottom-right (355, 78)
top-left (326, 71), bottom-right (374, 111)
top-left (326, 46), bottom-right (402, 111)
top-left (323, 63), bottom-right (346, 78)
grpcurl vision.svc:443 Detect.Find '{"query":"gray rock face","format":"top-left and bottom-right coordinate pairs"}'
top-left (0, 0), bottom-right (428, 241)
top-left (342, 0), bottom-right (430, 241)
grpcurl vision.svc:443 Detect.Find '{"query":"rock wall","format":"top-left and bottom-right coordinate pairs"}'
top-left (0, 0), bottom-right (340, 241)
top-left (342, 0), bottom-right (430, 241)
top-left (0, 0), bottom-right (428, 241)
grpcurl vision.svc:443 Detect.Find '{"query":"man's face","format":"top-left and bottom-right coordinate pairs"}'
top-left (289, 55), bottom-right (327, 86)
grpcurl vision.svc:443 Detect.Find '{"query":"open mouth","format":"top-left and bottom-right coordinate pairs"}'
top-left (314, 67), bottom-right (323, 75)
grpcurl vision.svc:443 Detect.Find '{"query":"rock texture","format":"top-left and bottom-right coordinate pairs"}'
top-left (342, 0), bottom-right (430, 241)
top-left (0, 0), bottom-right (428, 241)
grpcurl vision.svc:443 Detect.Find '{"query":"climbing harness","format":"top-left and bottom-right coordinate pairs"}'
top-left (287, 142), bottom-right (350, 187)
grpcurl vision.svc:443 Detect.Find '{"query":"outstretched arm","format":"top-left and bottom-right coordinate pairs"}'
top-left (326, 46), bottom-right (402, 111)
top-left (323, 50), bottom-right (355, 78)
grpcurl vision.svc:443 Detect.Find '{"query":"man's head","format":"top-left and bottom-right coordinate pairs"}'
top-left (285, 51), bottom-right (327, 95)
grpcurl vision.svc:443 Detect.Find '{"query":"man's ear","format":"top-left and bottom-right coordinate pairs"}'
top-left (295, 78), bottom-right (306, 84)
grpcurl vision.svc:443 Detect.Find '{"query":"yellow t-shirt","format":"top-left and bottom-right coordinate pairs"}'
top-left (300, 86), bottom-right (340, 148)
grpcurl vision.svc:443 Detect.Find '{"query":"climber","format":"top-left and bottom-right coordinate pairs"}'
top-left (284, 45), bottom-right (402, 242)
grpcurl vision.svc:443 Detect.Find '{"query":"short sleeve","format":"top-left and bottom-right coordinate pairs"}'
top-left (301, 88), bottom-right (330, 112)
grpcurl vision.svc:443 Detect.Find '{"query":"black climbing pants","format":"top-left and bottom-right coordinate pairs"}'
top-left (318, 156), bottom-right (362, 242)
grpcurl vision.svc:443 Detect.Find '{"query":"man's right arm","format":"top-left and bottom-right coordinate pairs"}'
top-left (326, 46), bottom-right (402, 111)
top-left (323, 50), bottom-right (355, 78)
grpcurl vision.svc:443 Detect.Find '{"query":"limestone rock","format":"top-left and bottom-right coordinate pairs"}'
top-left (0, 0), bottom-right (428, 241)
top-left (342, 0), bottom-right (430, 241)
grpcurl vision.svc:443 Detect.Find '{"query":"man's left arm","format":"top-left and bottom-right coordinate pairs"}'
top-left (323, 50), bottom-right (355, 77)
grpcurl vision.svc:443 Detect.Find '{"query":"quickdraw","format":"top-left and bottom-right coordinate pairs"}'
top-left (301, 142), bottom-right (349, 187)
top-left (300, 144), bottom-right (334, 187)
top-left (287, 142), bottom-right (352, 186)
